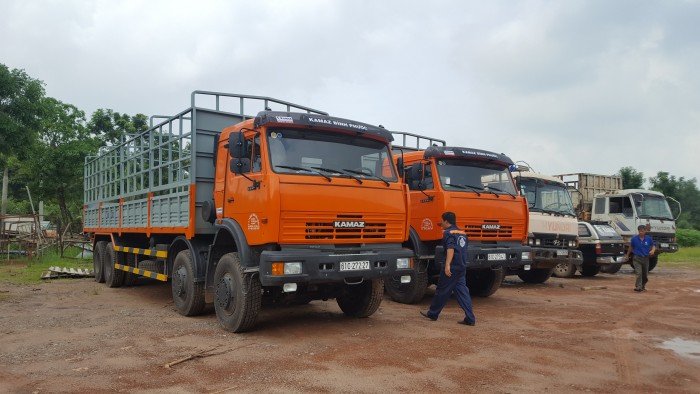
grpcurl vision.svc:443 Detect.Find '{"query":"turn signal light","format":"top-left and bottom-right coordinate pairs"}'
top-left (272, 262), bottom-right (284, 276)
top-left (595, 243), bottom-right (602, 255)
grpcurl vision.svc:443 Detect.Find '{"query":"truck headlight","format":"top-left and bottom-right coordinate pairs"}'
top-left (396, 258), bottom-right (412, 269)
top-left (528, 238), bottom-right (534, 246)
top-left (522, 251), bottom-right (532, 260)
top-left (284, 262), bottom-right (302, 275)
top-left (535, 239), bottom-right (541, 246)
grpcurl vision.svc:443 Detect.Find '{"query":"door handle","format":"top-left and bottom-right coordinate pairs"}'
top-left (227, 197), bottom-right (234, 203)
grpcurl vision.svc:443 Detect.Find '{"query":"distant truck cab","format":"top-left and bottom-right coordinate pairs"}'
top-left (84, 91), bottom-right (414, 332)
top-left (384, 132), bottom-right (531, 303)
top-left (556, 173), bottom-right (680, 271)
top-left (512, 170), bottom-right (583, 282)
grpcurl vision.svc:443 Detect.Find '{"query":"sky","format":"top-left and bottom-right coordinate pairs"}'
top-left (1, 0), bottom-right (699, 183)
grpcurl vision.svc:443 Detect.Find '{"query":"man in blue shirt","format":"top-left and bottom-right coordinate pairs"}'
top-left (420, 212), bottom-right (476, 325)
top-left (626, 224), bottom-right (656, 292)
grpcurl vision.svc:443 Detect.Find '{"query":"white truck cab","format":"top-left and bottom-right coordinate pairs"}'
top-left (590, 189), bottom-right (679, 270)
top-left (512, 170), bottom-right (583, 282)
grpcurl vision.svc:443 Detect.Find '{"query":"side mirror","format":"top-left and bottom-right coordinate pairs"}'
top-left (230, 158), bottom-right (251, 174)
top-left (409, 163), bottom-right (423, 181)
top-left (396, 157), bottom-right (405, 178)
top-left (228, 132), bottom-right (248, 159)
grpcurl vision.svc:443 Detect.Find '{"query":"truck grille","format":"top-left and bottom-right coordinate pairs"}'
top-left (281, 212), bottom-right (405, 243)
top-left (463, 219), bottom-right (519, 240)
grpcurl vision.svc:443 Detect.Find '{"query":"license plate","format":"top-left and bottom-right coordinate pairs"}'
top-left (556, 249), bottom-right (568, 256)
top-left (340, 261), bottom-right (370, 271)
top-left (487, 253), bottom-right (506, 261)
top-left (660, 243), bottom-right (669, 248)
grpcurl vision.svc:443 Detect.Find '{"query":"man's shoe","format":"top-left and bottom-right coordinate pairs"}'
top-left (420, 311), bottom-right (436, 321)
top-left (458, 318), bottom-right (475, 326)
top-left (634, 288), bottom-right (643, 292)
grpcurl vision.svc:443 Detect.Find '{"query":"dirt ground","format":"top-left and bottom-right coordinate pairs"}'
top-left (1, 266), bottom-right (699, 393)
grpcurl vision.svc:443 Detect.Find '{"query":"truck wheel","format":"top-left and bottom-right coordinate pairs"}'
top-left (337, 279), bottom-right (384, 318)
top-left (517, 268), bottom-right (553, 284)
top-left (172, 250), bottom-right (206, 316)
top-left (649, 256), bottom-right (658, 271)
top-left (552, 262), bottom-right (577, 278)
top-left (104, 242), bottom-right (125, 288)
top-left (93, 241), bottom-right (107, 283)
top-left (580, 264), bottom-right (601, 277)
top-left (600, 264), bottom-right (621, 274)
top-left (467, 268), bottom-right (504, 297)
top-left (385, 271), bottom-right (428, 304)
top-left (214, 253), bottom-right (261, 332)
top-left (122, 253), bottom-right (137, 286)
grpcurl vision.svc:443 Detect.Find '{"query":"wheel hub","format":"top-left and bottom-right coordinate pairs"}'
top-left (175, 267), bottom-right (187, 297)
top-left (216, 276), bottom-right (233, 309)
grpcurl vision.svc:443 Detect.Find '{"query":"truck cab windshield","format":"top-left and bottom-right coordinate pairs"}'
top-left (267, 129), bottom-right (397, 182)
top-left (519, 178), bottom-right (575, 216)
top-left (633, 194), bottom-right (674, 220)
top-left (436, 159), bottom-right (516, 195)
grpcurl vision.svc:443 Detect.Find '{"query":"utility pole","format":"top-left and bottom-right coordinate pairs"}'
top-left (1, 167), bottom-right (8, 228)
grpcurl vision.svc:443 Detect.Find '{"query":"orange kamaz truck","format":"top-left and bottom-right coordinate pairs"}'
top-left (385, 132), bottom-right (531, 303)
top-left (84, 91), bottom-right (414, 332)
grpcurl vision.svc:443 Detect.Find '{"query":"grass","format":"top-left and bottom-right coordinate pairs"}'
top-left (0, 246), bottom-right (92, 285)
top-left (659, 246), bottom-right (700, 268)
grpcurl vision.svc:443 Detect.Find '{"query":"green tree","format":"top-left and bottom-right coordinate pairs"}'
top-left (0, 63), bottom-right (45, 165)
top-left (618, 166), bottom-right (644, 189)
top-left (19, 98), bottom-right (100, 233)
top-left (0, 64), bottom-right (46, 218)
top-left (87, 108), bottom-right (148, 146)
top-left (649, 171), bottom-right (700, 230)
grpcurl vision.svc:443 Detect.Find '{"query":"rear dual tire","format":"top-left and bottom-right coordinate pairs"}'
top-left (385, 270), bottom-right (428, 304)
top-left (337, 279), bottom-right (384, 317)
top-left (172, 250), bottom-right (206, 317)
top-left (517, 268), bottom-right (553, 284)
top-left (552, 262), bottom-right (577, 278)
top-left (468, 268), bottom-right (504, 297)
top-left (93, 241), bottom-right (107, 283)
top-left (104, 242), bottom-right (125, 288)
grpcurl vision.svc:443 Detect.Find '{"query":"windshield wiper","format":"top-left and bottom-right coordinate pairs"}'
top-left (342, 168), bottom-right (390, 186)
top-left (275, 165), bottom-right (332, 182)
top-left (541, 209), bottom-right (562, 216)
top-left (486, 185), bottom-right (516, 199)
top-left (445, 183), bottom-right (482, 196)
top-left (309, 166), bottom-right (363, 184)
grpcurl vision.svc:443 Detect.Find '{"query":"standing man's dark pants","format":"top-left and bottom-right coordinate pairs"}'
top-left (632, 255), bottom-right (649, 290)
top-left (427, 267), bottom-right (476, 323)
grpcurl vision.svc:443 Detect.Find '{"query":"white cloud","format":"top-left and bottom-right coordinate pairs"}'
top-left (1, 0), bottom-right (698, 181)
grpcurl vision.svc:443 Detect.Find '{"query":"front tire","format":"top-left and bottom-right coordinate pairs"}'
top-left (467, 268), bottom-right (504, 297)
top-left (213, 253), bottom-right (261, 333)
top-left (337, 279), bottom-right (384, 317)
top-left (517, 268), bottom-right (553, 284)
top-left (172, 250), bottom-right (206, 316)
top-left (600, 263), bottom-right (622, 274)
top-left (93, 241), bottom-right (106, 283)
top-left (385, 270), bottom-right (428, 304)
top-left (552, 262), bottom-right (577, 278)
top-left (649, 256), bottom-right (658, 271)
top-left (580, 264), bottom-right (601, 277)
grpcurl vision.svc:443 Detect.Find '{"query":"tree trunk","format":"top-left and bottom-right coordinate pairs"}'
top-left (1, 167), bottom-right (7, 237)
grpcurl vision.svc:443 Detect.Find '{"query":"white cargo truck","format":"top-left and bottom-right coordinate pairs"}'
top-left (556, 173), bottom-right (680, 271)
top-left (511, 169), bottom-right (582, 281)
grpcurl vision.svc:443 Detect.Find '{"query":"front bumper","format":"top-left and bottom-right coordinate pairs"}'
top-left (259, 245), bottom-right (414, 286)
top-left (529, 247), bottom-right (583, 269)
top-left (655, 242), bottom-right (679, 253)
top-left (595, 255), bottom-right (628, 265)
top-left (436, 243), bottom-right (533, 270)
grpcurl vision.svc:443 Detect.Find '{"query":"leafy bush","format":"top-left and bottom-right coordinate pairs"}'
top-left (677, 228), bottom-right (700, 247)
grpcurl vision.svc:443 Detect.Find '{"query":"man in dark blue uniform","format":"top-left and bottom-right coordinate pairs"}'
top-left (420, 211), bottom-right (476, 325)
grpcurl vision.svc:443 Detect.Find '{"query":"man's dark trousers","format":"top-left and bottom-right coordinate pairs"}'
top-left (426, 266), bottom-right (476, 323)
top-left (632, 255), bottom-right (649, 290)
